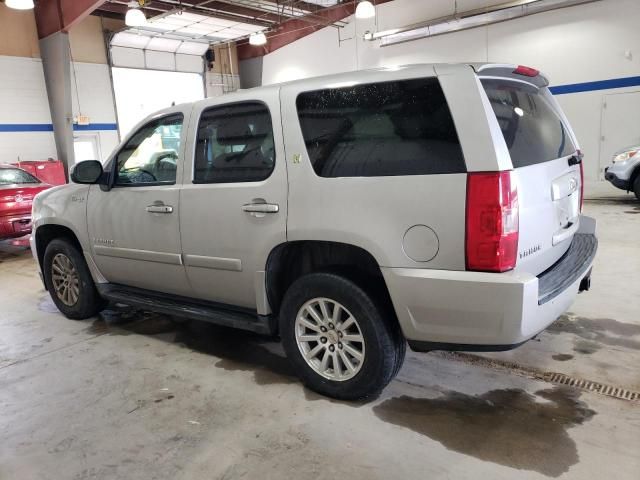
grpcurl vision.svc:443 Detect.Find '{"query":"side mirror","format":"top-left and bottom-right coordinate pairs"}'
top-left (70, 160), bottom-right (103, 184)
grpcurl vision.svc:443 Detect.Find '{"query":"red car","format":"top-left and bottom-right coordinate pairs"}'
top-left (0, 165), bottom-right (52, 240)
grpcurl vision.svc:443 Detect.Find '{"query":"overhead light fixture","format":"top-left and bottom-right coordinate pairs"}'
top-left (125, 1), bottom-right (147, 27)
top-left (355, 1), bottom-right (375, 19)
top-left (249, 32), bottom-right (267, 46)
top-left (5, 0), bottom-right (34, 9)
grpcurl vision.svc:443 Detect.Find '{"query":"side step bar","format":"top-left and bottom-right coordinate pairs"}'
top-left (97, 284), bottom-right (275, 335)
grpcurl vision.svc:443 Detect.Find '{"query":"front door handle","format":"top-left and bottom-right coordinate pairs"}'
top-left (146, 204), bottom-right (173, 214)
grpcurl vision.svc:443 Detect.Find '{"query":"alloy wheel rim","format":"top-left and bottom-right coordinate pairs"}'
top-left (51, 253), bottom-right (80, 307)
top-left (294, 297), bottom-right (365, 382)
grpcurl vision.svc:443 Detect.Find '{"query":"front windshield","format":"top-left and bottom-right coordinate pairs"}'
top-left (0, 168), bottom-right (41, 185)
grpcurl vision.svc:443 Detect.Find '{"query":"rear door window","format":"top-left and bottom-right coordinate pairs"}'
top-left (295, 78), bottom-right (466, 177)
top-left (481, 79), bottom-right (576, 168)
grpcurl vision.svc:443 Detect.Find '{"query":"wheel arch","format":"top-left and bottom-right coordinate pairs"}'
top-left (265, 240), bottom-right (396, 319)
top-left (34, 224), bottom-right (83, 273)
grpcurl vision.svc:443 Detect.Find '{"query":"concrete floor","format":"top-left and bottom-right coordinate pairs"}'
top-left (1, 187), bottom-right (639, 480)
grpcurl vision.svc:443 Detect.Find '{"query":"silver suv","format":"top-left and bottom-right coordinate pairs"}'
top-left (604, 144), bottom-right (640, 200)
top-left (31, 63), bottom-right (597, 399)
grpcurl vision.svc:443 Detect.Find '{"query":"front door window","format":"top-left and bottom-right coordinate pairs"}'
top-left (115, 114), bottom-right (183, 186)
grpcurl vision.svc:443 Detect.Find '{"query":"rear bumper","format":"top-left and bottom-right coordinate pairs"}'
top-left (382, 216), bottom-right (597, 351)
top-left (0, 213), bottom-right (32, 240)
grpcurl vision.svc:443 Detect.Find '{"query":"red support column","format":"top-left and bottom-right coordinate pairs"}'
top-left (34, 0), bottom-right (106, 39)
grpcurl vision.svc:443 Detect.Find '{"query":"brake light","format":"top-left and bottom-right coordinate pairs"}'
top-left (513, 65), bottom-right (539, 77)
top-left (466, 171), bottom-right (519, 272)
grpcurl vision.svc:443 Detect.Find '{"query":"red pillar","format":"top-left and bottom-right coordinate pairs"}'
top-left (34, 0), bottom-right (106, 39)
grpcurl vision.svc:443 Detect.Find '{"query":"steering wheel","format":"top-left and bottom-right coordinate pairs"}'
top-left (138, 169), bottom-right (157, 182)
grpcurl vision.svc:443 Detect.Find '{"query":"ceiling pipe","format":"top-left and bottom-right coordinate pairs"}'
top-left (369, 0), bottom-right (602, 46)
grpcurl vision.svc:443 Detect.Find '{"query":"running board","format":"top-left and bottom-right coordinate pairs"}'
top-left (97, 284), bottom-right (275, 335)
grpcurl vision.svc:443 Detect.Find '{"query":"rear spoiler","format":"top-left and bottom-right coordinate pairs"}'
top-left (472, 63), bottom-right (549, 88)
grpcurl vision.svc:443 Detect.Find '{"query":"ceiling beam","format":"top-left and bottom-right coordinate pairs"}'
top-left (237, 0), bottom-right (394, 60)
top-left (95, 0), bottom-right (281, 26)
top-left (35, 0), bottom-right (107, 38)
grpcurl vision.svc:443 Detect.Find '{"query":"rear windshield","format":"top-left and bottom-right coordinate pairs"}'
top-left (481, 79), bottom-right (576, 168)
top-left (0, 168), bottom-right (41, 185)
top-left (296, 78), bottom-right (466, 177)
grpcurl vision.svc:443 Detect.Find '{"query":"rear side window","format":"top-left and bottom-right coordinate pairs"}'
top-left (194, 102), bottom-right (275, 184)
top-left (296, 78), bottom-right (465, 178)
top-left (482, 79), bottom-right (576, 168)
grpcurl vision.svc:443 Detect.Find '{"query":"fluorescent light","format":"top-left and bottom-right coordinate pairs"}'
top-left (5, 0), bottom-right (34, 9)
top-left (355, 1), bottom-right (375, 19)
top-left (249, 32), bottom-right (267, 46)
top-left (125, 8), bottom-right (147, 27)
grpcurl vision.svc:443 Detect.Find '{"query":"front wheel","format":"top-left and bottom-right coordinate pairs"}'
top-left (279, 272), bottom-right (405, 400)
top-left (633, 175), bottom-right (640, 201)
top-left (43, 238), bottom-right (105, 319)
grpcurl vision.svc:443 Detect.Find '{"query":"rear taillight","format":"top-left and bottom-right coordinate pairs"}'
top-left (466, 171), bottom-right (519, 272)
top-left (578, 152), bottom-right (584, 212)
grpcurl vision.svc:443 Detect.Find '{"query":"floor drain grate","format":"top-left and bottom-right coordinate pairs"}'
top-left (434, 351), bottom-right (640, 403)
top-left (543, 373), bottom-right (640, 401)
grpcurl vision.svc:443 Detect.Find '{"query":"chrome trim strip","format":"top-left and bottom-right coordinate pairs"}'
top-left (184, 254), bottom-right (242, 272)
top-left (93, 245), bottom-right (183, 265)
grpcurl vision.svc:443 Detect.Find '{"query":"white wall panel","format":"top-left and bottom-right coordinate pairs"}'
top-left (69, 61), bottom-right (120, 161)
top-left (0, 55), bottom-right (56, 162)
top-left (262, 0), bottom-right (640, 180)
top-left (0, 132), bottom-right (57, 162)
top-left (0, 56), bottom-right (52, 124)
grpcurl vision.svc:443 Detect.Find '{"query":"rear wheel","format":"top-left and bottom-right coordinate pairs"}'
top-left (43, 238), bottom-right (105, 319)
top-left (279, 272), bottom-right (405, 400)
top-left (633, 175), bottom-right (640, 201)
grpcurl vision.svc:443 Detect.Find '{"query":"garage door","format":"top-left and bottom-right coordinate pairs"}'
top-left (108, 31), bottom-right (209, 137)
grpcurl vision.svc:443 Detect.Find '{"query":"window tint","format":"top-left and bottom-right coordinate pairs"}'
top-left (0, 168), bottom-right (40, 185)
top-left (295, 78), bottom-right (465, 178)
top-left (482, 79), bottom-right (576, 168)
top-left (194, 102), bottom-right (275, 184)
top-left (115, 114), bottom-right (183, 186)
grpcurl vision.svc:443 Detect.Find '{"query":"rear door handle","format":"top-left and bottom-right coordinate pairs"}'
top-left (146, 204), bottom-right (173, 214)
top-left (242, 203), bottom-right (279, 215)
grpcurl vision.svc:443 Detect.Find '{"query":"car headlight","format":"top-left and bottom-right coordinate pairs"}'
top-left (613, 149), bottom-right (639, 163)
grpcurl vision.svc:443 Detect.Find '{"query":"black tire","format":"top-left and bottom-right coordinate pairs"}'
top-left (279, 272), bottom-right (406, 400)
top-left (633, 175), bottom-right (640, 201)
top-left (43, 238), bottom-right (106, 320)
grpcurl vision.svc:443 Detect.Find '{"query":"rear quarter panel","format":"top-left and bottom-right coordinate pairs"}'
top-left (280, 65), bottom-right (503, 270)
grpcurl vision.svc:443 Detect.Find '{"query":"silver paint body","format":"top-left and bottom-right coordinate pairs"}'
top-left (31, 63), bottom-right (595, 346)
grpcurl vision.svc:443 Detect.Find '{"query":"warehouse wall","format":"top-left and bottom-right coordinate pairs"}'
top-left (0, 6), bottom-right (119, 164)
top-left (262, 0), bottom-right (640, 180)
top-left (0, 55), bottom-right (56, 162)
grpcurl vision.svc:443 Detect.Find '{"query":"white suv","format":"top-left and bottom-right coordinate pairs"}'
top-left (31, 63), bottom-right (597, 399)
